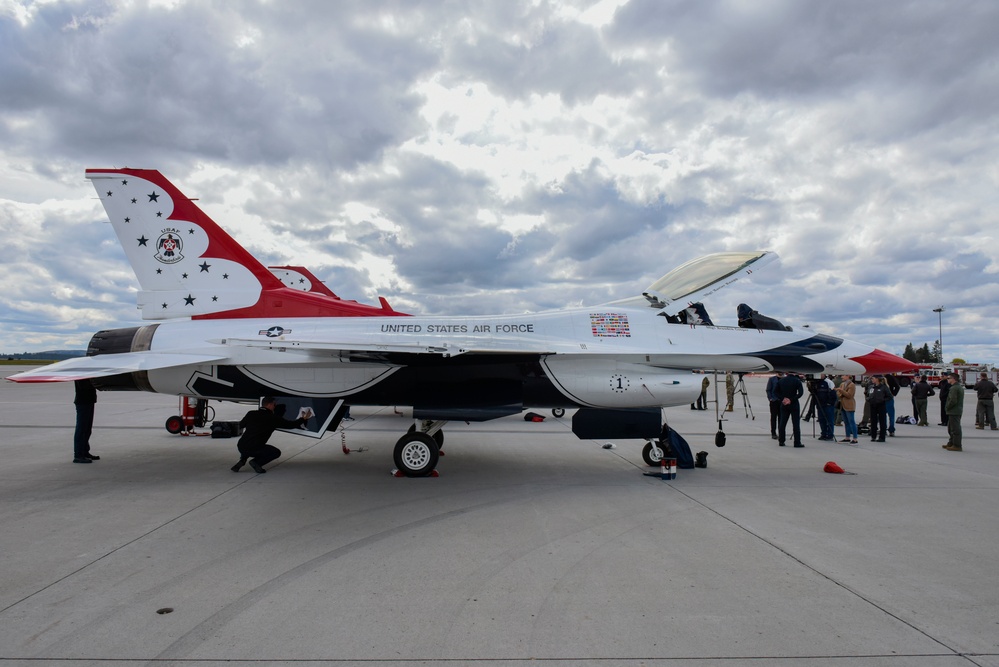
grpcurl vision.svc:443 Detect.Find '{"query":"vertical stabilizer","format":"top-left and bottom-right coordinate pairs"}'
top-left (86, 169), bottom-right (406, 319)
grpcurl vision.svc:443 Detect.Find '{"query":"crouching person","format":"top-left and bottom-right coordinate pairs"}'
top-left (232, 396), bottom-right (311, 473)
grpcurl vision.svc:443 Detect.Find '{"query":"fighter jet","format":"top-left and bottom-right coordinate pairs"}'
top-left (9, 169), bottom-right (916, 476)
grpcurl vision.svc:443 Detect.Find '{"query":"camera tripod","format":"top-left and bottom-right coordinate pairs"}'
top-left (733, 373), bottom-right (755, 419)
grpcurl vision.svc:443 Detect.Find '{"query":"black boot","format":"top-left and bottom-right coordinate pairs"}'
top-left (230, 457), bottom-right (247, 472)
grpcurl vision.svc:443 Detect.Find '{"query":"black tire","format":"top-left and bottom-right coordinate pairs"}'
top-left (393, 432), bottom-right (440, 477)
top-left (551, 408), bottom-right (566, 418)
top-left (165, 415), bottom-right (184, 434)
top-left (642, 441), bottom-right (665, 467)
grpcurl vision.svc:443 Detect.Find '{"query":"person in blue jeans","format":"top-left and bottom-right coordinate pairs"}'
top-left (836, 375), bottom-right (858, 443)
top-left (885, 374), bottom-right (900, 436)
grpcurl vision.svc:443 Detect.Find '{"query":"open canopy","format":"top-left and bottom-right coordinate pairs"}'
top-left (609, 250), bottom-right (777, 311)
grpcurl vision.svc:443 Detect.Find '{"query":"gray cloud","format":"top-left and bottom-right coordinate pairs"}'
top-left (0, 2), bottom-right (433, 170)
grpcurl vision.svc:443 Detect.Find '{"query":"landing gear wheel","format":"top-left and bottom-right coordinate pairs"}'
top-left (642, 441), bottom-right (665, 467)
top-left (165, 415), bottom-right (184, 434)
top-left (407, 423), bottom-right (444, 447)
top-left (551, 407), bottom-right (566, 418)
top-left (394, 432), bottom-right (440, 477)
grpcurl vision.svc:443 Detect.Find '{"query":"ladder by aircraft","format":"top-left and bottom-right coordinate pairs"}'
top-left (9, 169), bottom-right (917, 476)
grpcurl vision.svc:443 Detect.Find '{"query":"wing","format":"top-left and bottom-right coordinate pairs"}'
top-left (6, 351), bottom-right (229, 383)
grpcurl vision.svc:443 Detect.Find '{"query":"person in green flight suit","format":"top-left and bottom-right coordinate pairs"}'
top-left (943, 372), bottom-right (965, 452)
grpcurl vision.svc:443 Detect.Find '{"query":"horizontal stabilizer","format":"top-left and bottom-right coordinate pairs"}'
top-left (6, 351), bottom-right (227, 383)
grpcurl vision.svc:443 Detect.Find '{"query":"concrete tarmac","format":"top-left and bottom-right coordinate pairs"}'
top-left (1, 370), bottom-right (997, 666)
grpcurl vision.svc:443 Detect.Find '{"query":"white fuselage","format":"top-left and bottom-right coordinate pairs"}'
top-left (135, 305), bottom-right (870, 409)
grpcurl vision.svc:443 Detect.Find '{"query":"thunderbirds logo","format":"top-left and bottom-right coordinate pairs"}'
top-left (154, 228), bottom-right (184, 264)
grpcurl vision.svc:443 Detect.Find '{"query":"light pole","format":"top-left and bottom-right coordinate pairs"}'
top-left (933, 307), bottom-right (945, 363)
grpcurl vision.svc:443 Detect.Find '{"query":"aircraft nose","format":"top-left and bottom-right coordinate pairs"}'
top-left (849, 348), bottom-right (918, 375)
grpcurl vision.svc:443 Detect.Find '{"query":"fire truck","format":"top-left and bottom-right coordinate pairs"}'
top-left (899, 364), bottom-right (997, 388)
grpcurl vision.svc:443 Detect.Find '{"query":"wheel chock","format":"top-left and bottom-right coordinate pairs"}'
top-left (642, 458), bottom-right (677, 481)
top-left (642, 457), bottom-right (675, 481)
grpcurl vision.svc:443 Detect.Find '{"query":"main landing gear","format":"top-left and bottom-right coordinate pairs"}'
top-left (394, 420), bottom-right (446, 477)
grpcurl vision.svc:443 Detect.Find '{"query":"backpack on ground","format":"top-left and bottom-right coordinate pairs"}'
top-left (661, 425), bottom-right (695, 469)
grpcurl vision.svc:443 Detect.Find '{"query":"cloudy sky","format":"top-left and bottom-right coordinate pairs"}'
top-left (1, 0), bottom-right (997, 363)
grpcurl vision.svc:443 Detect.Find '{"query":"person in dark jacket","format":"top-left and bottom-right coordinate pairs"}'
top-left (943, 373), bottom-right (965, 451)
top-left (937, 377), bottom-right (951, 426)
top-left (766, 372), bottom-right (782, 440)
top-left (73, 379), bottom-right (100, 463)
top-left (816, 374), bottom-right (837, 441)
top-left (910, 375), bottom-right (934, 426)
top-left (231, 397), bottom-right (311, 473)
top-left (775, 373), bottom-right (804, 447)
top-left (867, 376), bottom-right (891, 442)
top-left (973, 372), bottom-right (998, 430)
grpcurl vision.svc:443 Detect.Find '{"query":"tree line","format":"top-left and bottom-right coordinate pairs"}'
top-left (901, 341), bottom-right (967, 365)
top-left (902, 341), bottom-right (941, 364)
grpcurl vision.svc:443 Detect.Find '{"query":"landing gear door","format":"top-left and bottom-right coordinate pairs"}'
top-left (270, 397), bottom-right (345, 438)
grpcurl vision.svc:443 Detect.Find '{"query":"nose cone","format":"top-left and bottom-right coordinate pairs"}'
top-left (849, 348), bottom-right (918, 375)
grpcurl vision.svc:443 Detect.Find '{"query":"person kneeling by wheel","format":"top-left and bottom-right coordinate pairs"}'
top-left (231, 397), bottom-right (311, 473)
